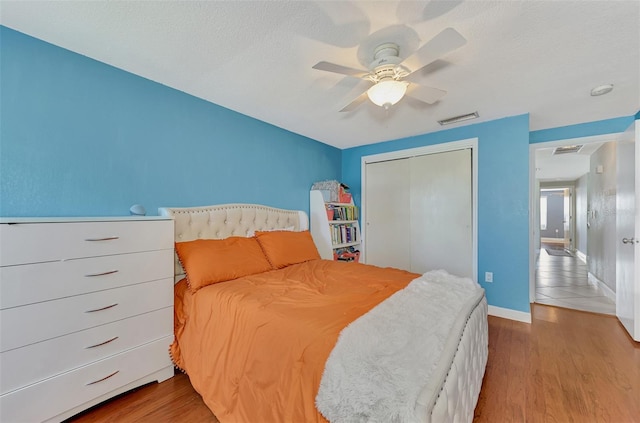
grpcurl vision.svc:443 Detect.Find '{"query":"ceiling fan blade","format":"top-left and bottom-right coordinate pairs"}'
top-left (312, 61), bottom-right (370, 78)
top-left (404, 59), bottom-right (450, 84)
top-left (406, 84), bottom-right (447, 105)
top-left (340, 91), bottom-right (369, 112)
top-left (401, 28), bottom-right (466, 73)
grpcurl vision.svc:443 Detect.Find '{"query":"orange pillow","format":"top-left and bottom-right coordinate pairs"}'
top-left (175, 237), bottom-right (273, 292)
top-left (255, 230), bottom-right (321, 269)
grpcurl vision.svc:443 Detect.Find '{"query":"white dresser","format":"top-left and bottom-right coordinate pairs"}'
top-left (0, 217), bottom-right (175, 423)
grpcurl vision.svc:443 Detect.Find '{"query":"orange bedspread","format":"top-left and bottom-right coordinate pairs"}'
top-left (170, 259), bottom-right (418, 423)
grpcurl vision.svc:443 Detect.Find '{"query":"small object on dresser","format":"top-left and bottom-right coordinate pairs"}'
top-left (129, 204), bottom-right (146, 216)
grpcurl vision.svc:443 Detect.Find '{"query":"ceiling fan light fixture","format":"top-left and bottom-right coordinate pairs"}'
top-left (367, 80), bottom-right (408, 109)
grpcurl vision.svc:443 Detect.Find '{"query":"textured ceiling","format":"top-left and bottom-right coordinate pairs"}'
top-left (1, 1), bottom-right (639, 149)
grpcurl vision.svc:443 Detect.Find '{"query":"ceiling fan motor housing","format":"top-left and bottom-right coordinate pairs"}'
top-left (369, 43), bottom-right (401, 68)
top-left (368, 43), bottom-right (409, 82)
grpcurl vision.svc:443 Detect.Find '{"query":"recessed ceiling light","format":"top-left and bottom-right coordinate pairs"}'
top-left (590, 84), bottom-right (614, 96)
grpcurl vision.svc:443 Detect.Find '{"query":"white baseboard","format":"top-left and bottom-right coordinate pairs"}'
top-left (488, 305), bottom-right (532, 323)
top-left (588, 272), bottom-right (616, 301)
top-left (575, 250), bottom-right (587, 263)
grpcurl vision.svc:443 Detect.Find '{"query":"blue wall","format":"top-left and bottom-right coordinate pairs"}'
top-left (0, 27), bottom-right (341, 217)
top-left (342, 115), bottom-right (531, 312)
top-left (529, 116), bottom-right (634, 144)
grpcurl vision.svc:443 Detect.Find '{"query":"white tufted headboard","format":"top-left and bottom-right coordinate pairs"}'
top-left (158, 203), bottom-right (309, 282)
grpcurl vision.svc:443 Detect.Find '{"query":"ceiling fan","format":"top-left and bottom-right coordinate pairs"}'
top-left (312, 28), bottom-right (466, 112)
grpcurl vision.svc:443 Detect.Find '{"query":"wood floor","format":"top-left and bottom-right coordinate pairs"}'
top-left (68, 305), bottom-right (640, 423)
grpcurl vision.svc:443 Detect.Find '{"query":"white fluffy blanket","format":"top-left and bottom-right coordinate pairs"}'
top-left (316, 270), bottom-right (484, 423)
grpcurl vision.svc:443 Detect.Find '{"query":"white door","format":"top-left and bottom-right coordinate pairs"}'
top-left (409, 149), bottom-right (473, 278)
top-left (364, 159), bottom-right (411, 270)
top-left (616, 119), bottom-right (640, 341)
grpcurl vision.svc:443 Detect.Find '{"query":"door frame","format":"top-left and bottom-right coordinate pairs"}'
top-left (360, 138), bottom-right (478, 283)
top-left (528, 132), bottom-right (624, 303)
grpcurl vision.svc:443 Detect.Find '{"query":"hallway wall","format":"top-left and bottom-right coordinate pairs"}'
top-left (575, 174), bottom-right (588, 256)
top-left (587, 141), bottom-right (617, 292)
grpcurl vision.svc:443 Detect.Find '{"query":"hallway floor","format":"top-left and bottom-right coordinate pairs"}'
top-left (535, 248), bottom-right (615, 315)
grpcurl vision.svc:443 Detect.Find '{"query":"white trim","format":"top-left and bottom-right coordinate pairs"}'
top-left (360, 138), bottom-right (478, 284)
top-left (361, 138), bottom-right (477, 164)
top-left (529, 131), bottom-right (625, 304)
top-left (575, 249), bottom-right (587, 263)
top-left (488, 305), bottom-right (532, 323)
top-left (588, 272), bottom-right (616, 302)
top-left (0, 216), bottom-right (171, 223)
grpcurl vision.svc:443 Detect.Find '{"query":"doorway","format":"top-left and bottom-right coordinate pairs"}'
top-left (530, 136), bottom-right (619, 315)
top-left (539, 186), bottom-right (573, 253)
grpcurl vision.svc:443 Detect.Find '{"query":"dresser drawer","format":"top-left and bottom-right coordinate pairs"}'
top-left (1, 307), bottom-right (172, 395)
top-left (0, 336), bottom-right (172, 423)
top-left (0, 220), bottom-right (173, 266)
top-left (1, 249), bottom-right (173, 309)
top-left (0, 278), bottom-right (172, 352)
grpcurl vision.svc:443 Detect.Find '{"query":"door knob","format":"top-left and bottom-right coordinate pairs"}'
top-left (622, 237), bottom-right (638, 244)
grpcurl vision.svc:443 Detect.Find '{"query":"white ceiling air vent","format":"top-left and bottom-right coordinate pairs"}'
top-left (437, 112), bottom-right (479, 126)
top-left (553, 145), bottom-right (583, 155)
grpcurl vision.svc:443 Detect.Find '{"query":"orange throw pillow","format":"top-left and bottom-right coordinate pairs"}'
top-left (175, 237), bottom-right (273, 292)
top-left (255, 230), bottom-right (321, 269)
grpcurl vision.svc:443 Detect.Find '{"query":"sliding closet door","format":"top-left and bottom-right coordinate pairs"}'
top-left (364, 159), bottom-right (411, 270)
top-left (409, 149), bottom-right (473, 278)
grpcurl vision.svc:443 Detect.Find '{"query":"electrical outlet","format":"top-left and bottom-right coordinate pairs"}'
top-left (485, 272), bottom-right (493, 283)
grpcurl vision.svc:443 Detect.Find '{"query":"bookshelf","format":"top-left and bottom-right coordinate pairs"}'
top-left (310, 190), bottom-right (361, 261)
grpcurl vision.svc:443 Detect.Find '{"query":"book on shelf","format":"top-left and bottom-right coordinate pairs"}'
top-left (330, 223), bottom-right (358, 245)
top-left (325, 204), bottom-right (359, 221)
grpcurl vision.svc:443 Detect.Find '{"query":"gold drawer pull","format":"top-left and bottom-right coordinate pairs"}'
top-left (84, 270), bottom-right (119, 277)
top-left (85, 336), bottom-right (119, 349)
top-left (86, 370), bottom-right (119, 386)
top-left (84, 236), bottom-right (120, 242)
top-left (85, 303), bottom-right (118, 313)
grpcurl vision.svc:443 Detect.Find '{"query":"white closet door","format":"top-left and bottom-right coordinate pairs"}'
top-left (364, 159), bottom-right (411, 270)
top-left (409, 149), bottom-right (473, 277)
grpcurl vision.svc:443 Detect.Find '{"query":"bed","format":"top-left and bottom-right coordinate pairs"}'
top-left (159, 203), bottom-right (488, 423)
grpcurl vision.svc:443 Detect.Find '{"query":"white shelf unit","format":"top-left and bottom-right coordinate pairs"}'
top-left (310, 190), bottom-right (361, 260)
